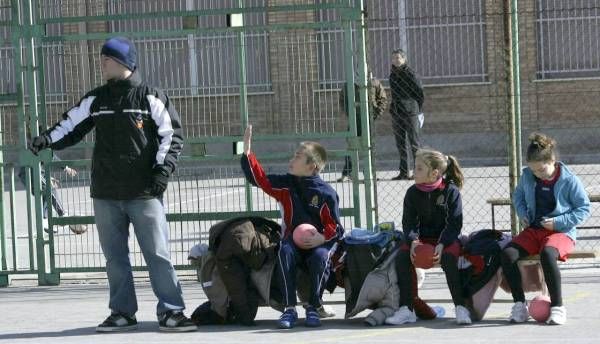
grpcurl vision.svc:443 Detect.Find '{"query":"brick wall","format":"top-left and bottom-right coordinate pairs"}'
top-left (4, 0), bottom-right (600, 162)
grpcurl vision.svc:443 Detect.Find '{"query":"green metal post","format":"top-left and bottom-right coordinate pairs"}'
top-left (22, 0), bottom-right (58, 285)
top-left (354, 0), bottom-right (376, 229)
top-left (511, 0), bottom-right (523, 176)
top-left (505, 0), bottom-right (522, 236)
top-left (0, 114), bottom-right (5, 272)
top-left (234, 1), bottom-right (253, 212)
top-left (9, 167), bottom-right (18, 271)
top-left (342, 1), bottom-right (361, 228)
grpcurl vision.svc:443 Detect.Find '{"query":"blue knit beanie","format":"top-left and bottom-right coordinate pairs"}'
top-left (101, 37), bottom-right (137, 71)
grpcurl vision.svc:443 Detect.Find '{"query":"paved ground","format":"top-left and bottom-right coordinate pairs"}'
top-left (1, 267), bottom-right (599, 344)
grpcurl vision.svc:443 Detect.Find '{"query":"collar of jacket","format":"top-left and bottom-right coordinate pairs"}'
top-left (106, 69), bottom-right (142, 93)
top-left (391, 64), bottom-right (409, 74)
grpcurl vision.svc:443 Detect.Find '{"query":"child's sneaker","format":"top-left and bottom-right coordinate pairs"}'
top-left (315, 305), bottom-right (336, 318)
top-left (385, 306), bottom-right (417, 325)
top-left (455, 305), bottom-right (472, 325)
top-left (96, 313), bottom-right (138, 332)
top-left (305, 306), bottom-right (322, 327)
top-left (278, 308), bottom-right (298, 329)
top-left (547, 306), bottom-right (567, 325)
top-left (69, 223), bottom-right (88, 234)
top-left (158, 311), bottom-right (197, 332)
top-left (509, 301), bottom-right (529, 323)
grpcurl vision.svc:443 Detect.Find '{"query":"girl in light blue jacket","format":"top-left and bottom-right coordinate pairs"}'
top-left (501, 133), bottom-right (590, 326)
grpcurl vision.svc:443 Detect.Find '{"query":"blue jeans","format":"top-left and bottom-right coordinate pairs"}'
top-left (93, 198), bottom-right (185, 317)
top-left (275, 238), bottom-right (335, 308)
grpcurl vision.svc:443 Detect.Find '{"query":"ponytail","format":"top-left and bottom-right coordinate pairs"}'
top-left (445, 155), bottom-right (464, 190)
top-left (416, 149), bottom-right (464, 190)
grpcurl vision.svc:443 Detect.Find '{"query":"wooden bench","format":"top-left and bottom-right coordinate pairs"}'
top-left (519, 250), bottom-right (599, 264)
top-left (486, 194), bottom-right (600, 231)
top-left (515, 251), bottom-right (599, 296)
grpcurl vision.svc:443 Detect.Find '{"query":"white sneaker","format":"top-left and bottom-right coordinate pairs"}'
top-left (69, 224), bottom-right (88, 234)
top-left (455, 305), bottom-right (472, 325)
top-left (317, 305), bottom-right (336, 318)
top-left (509, 301), bottom-right (529, 323)
top-left (385, 306), bottom-right (417, 325)
top-left (547, 306), bottom-right (566, 325)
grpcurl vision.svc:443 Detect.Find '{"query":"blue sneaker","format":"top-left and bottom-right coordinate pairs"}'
top-left (278, 308), bottom-right (298, 329)
top-left (305, 306), bottom-right (321, 327)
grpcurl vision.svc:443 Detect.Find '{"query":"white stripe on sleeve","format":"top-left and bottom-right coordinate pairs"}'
top-left (49, 96), bottom-right (95, 143)
top-left (147, 94), bottom-right (174, 165)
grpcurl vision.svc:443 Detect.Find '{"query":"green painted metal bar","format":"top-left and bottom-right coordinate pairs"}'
top-left (233, 0), bottom-right (254, 214)
top-left (0, 110), bottom-right (5, 271)
top-left (40, 21), bottom-right (347, 43)
top-left (23, 0), bottom-right (56, 285)
top-left (8, 167), bottom-right (18, 271)
top-left (35, 41), bottom-right (58, 273)
top-left (0, 93), bottom-right (18, 103)
top-left (48, 208), bottom-right (356, 224)
top-left (0, 270), bottom-right (39, 275)
top-left (511, 0), bottom-right (523, 176)
top-left (504, 0), bottom-right (522, 236)
top-left (352, 0), bottom-right (376, 230)
top-left (40, 2), bottom-right (348, 25)
top-left (342, 1), bottom-right (361, 228)
top-left (10, 0), bottom-right (36, 274)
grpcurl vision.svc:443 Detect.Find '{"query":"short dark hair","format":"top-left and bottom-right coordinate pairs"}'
top-left (392, 49), bottom-right (407, 59)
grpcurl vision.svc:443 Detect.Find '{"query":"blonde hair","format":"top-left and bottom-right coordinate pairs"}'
top-left (299, 141), bottom-right (327, 173)
top-left (526, 132), bottom-right (557, 163)
top-left (416, 148), bottom-right (464, 189)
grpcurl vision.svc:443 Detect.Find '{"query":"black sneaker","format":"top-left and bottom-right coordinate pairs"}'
top-left (96, 313), bottom-right (138, 332)
top-left (158, 311), bottom-right (197, 332)
top-left (391, 173), bottom-right (413, 181)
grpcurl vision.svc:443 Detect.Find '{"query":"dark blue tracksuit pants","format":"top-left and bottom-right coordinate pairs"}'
top-left (275, 238), bottom-right (335, 308)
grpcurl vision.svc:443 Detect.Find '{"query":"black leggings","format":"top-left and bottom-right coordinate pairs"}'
top-left (396, 250), bottom-right (465, 308)
top-left (501, 243), bottom-right (563, 307)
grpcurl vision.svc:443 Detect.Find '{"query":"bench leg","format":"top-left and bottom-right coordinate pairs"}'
top-left (491, 205), bottom-right (496, 230)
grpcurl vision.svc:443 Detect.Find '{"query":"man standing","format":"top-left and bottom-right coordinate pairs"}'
top-left (389, 49), bottom-right (424, 180)
top-left (29, 37), bottom-right (196, 332)
top-left (337, 71), bottom-right (387, 182)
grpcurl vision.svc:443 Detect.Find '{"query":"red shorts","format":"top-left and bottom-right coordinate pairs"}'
top-left (400, 237), bottom-right (461, 258)
top-left (511, 227), bottom-right (575, 261)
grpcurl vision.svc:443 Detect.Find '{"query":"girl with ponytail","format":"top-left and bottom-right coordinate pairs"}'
top-left (386, 148), bottom-right (471, 326)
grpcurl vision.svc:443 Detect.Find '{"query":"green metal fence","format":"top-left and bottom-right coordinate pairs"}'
top-left (0, 0), bottom-right (378, 286)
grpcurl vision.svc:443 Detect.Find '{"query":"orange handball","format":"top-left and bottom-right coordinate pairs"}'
top-left (292, 223), bottom-right (318, 249)
top-left (413, 243), bottom-right (436, 269)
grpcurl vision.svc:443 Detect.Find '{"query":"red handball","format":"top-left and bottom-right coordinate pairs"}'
top-left (292, 223), bottom-right (318, 249)
top-left (529, 294), bottom-right (551, 322)
top-left (413, 243), bottom-right (436, 269)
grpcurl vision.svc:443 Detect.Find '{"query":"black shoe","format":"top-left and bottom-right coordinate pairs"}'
top-left (43, 227), bottom-right (58, 234)
top-left (158, 311), bottom-right (197, 332)
top-left (391, 173), bottom-right (413, 181)
top-left (96, 313), bottom-right (138, 332)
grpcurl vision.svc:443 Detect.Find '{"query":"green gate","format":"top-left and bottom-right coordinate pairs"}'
top-left (0, 0), bottom-right (377, 286)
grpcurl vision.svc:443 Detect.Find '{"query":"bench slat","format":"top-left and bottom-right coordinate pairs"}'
top-left (521, 251), bottom-right (598, 260)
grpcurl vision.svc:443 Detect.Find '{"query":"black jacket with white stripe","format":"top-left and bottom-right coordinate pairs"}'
top-left (44, 70), bottom-right (183, 200)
